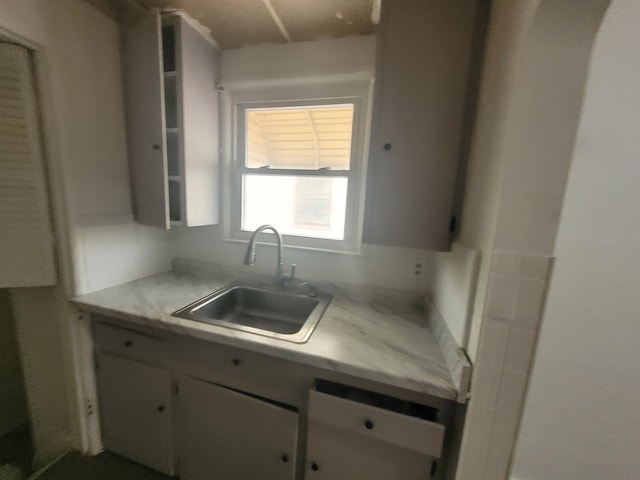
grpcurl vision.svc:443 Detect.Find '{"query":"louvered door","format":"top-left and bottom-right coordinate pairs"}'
top-left (0, 43), bottom-right (56, 287)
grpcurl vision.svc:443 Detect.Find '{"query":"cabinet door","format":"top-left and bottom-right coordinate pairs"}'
top-left (363, 0), bottom-right (478, 250)
top-left (176, 16), bottom-right (220, 227)
top-left (97, 353), bottom-right (174, 475)
top-left (177, 375), bottom-right (298, 480)
top-left (124, 9), bottom-right (169, 229)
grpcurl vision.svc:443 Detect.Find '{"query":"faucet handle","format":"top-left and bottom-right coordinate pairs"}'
top-left (243, 245), bottom-right (256, 266)
top-left (299, 282), bottom-right (318, 298)
top-left (282, 264), bottom-right (296, 288)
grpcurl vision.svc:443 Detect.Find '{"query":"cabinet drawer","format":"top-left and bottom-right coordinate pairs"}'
top-left (174, 336), bottom-right (308, 408)
top-left (308, 382), bottom-right (445, 458)
top-left (93, 318), bottom-right (171, 365)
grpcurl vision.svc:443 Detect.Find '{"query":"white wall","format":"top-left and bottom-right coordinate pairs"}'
top-left (0, 0), bottom-right (175, 464)
top-left (0, 290), bottom-right (28, 437)
top-left (430, 243), bottom-right (480, 347)
top-left (40, 1), bottom-right (174, 294)
top-left (175, 226), bottom-right (434, 293)
top-left (221, 35), bottom-right (376, 84)
top-left (451, 1), bottom-right (609, 478)
top-left (512, 0), bottom-right (640, 477)
top-left (75, 216), bottom-right (174, 294)
top-left (435, 0), bottom-right (542, 359)
top-left (54, 6), bottom-right (174, 291)
top-left (2, 0), bottom-right (173, 295)
top-left (0, 0), bottom-right (174, 292)
top-left (175, 36), bottom-right (435, 293)
top-left (491, 0), bottom-right (609, 255)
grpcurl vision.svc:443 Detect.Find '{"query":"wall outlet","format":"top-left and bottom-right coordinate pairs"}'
top-left (413, 261), bottom-right (424, 276)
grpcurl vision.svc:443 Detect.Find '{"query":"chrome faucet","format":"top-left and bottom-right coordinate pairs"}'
top-left (243, 225), bottom-right (295, 286)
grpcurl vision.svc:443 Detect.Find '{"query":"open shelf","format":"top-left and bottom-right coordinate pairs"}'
top-left (166, 131), bottom-right (179, 177)
top-left (168, 178), bottom-right (182, 223)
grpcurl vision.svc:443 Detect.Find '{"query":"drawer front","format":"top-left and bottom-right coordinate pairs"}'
top-left (174, 336), bottom-right (308, 408)
top-left (308, 389), bottom-right (445, 458)
top-left (306, 422), bottom-right (435, 480)
top-left (93, 319), bottom-right (172, 366)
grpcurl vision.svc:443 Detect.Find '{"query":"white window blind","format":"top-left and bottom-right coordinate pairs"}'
top-left (0, 43), bottom-right (56, 287)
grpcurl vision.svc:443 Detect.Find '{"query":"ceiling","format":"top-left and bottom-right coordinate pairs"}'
top-left (84, 0), bottom-right (378, 49)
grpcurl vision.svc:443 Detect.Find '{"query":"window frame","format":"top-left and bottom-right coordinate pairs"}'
top-left (223, 78), bottom-right (373, 253)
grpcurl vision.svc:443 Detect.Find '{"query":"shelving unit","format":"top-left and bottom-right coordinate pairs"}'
top-left (124, 10), bottom-right (220, 229)
top-left (162, 19), bottom-right (182, 224)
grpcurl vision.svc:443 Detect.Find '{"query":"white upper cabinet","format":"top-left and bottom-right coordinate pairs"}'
top-left (363, 0), bottom-right (479, 250)
top-left (124, 10), bottom-right (220, 229)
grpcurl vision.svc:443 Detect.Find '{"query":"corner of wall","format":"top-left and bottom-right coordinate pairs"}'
top-left (430, 242), bottom-right (481, 349)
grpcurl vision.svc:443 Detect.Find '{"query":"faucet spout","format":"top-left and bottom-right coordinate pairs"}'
top-left (243, 225), bottom-right (284, 283)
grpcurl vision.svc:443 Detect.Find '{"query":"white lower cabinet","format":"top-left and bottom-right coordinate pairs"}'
top-left (93, 319), bottom-right (451, 480)
top-left (177, 375), bottom-right (299, 480)
top-left (96, 353), bottom-right (175, 475)
top-left (305, 383), bottom-right (445, 480)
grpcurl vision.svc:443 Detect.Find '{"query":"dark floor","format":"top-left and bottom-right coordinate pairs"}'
top-left (33, 451), bottom-right (172, 480)
top-left (0, 423), bottom-right (33, 477)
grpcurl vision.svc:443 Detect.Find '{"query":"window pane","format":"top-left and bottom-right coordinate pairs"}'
top-left (246, 105), bottom-right (353, 170)
top-left (242, 174), bottom-right (348, 240)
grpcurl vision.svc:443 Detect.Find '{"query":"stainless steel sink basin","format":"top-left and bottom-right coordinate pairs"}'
top-left (172, 282), bottom-right (332, 343)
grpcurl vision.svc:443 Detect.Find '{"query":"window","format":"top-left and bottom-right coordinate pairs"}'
top-left (227, 80), bottom-right (372, 252)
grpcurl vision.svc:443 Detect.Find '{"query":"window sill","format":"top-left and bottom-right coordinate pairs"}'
top-left (222, 235), bottom-right (364, 257)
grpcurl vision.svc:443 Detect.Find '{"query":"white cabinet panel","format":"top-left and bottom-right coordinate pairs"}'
top-left (124, 10), bottom-right (169, 228)
top-left (178, 16), bottom-right (220, 226)
top-left (308, 389), bottom-right (444, 458)
top-left (124, 11), bottom-right (219, 229)
top-left (306, 423), bottom-right (434, 480)
top-left (178, 375), bottom-right (298, 480)
top-left (305, 385), bottom-right (443, 480)
top-left (364, 0), bottom-right (478, 250)
top-left (96, 353), bottom-right (174, 475)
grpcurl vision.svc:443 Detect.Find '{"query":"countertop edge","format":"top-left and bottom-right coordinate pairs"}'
top-left (72, 270), bottom-right (459, 402)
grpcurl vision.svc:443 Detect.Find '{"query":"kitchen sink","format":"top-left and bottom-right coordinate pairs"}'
top-left (172, 281), bottom-right (332, 343)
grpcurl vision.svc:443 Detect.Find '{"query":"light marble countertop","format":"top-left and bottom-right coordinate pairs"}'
top-left (72, 262), bottom-right (458, 401)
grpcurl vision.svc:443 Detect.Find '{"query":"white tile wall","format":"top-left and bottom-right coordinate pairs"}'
top-left (503, 327), bottom-right (536, 373)
top-left (495, 370), bottom-right (528, 413)
top-left (455, 251), bottom-right (552, 480)
top-left (457, 439), bottom-right (490, 480)
top-left (484, 447), bottom-right (511, 479)
top-left (476, 320), bottom-right (508, 368)
top-left (472, 366), bottom-right (502, 408)
top-left (486, 274), bottom-right (517, 321)
top-left (489, 409), bottom-right (521, 449)
top-left (512, 278), bottom-right (546, 327)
